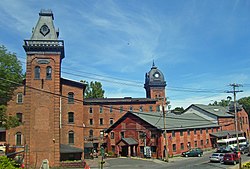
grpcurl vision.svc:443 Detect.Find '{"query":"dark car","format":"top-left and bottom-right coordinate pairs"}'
top-left (182, 148), bottom-right (203, 157)
top-left (223, 152), bottom-right (240, 165)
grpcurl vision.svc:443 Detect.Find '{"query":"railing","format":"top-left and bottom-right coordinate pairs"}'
top-left (24, 40), bottom-right (64, 47)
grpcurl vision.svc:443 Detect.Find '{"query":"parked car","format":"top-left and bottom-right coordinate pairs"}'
top-left (223, 153), bottom-right (240, 165)
top-left (209, 153), bottom-right (224, 162)
top-left (182, 148), bottom-right (203, 157)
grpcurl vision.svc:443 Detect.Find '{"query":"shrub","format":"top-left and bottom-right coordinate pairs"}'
top-left (0, 156), bottom-right (18, 169)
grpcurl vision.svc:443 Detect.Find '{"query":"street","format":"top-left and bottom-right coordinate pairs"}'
top-left (92, 151), bottom-right (250, 169)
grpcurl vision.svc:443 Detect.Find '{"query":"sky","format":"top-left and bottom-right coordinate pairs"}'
top-left (0, 0), bottom-right (250, 109)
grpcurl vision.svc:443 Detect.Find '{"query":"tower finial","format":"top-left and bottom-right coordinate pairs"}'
top-left (152, 60), bottom-right (155, 67)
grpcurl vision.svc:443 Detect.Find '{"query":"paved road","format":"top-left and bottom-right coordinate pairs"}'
top-left (85, 151), bottom-right (250, 169)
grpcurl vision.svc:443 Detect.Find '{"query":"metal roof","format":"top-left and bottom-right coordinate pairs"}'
top-left (190, 104), bottom-right (234, 117)
top-left (106, 111), bottom-right (219, 133)
top-left (60, 144), bottom-right (84, 153)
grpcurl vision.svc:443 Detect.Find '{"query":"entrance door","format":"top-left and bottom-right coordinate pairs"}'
top-left (121, 146), bottom-right (128, 156)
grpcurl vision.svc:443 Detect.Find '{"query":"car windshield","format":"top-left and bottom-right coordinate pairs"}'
top-left (212, 153), bottom-right (219, 157)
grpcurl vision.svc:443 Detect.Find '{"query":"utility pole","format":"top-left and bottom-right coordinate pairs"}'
top-left (162, 98), bottom-right (169, 162)
top-left (227, 83), bottom-right (243, 169)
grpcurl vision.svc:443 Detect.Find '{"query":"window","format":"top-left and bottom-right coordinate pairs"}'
top-left (46, 66), bottom-right (52, 79)
top-left (172, 144), bottom-right (176, 152)
top-left (120, 132), bottom-right (125, 138)
top-left (201, 140), bottom-right (204, 146)
top-left (68, 112), bottom-right (74, 123)
top-left (211, 128), bottom-right (214, 133)
top-left (180, 130), bottom-right (183, 136)
top-left (109, 118), bottom-right (113, 125)
top-left (181, 143), bottom-right (184, 150)
top-left (151, 146), bottom-right (157, 153)
top-left (200, 129), bottom-right (202, 134)
top-left (194, 129), bottom-right (196, 135)
top-left (17, 93), bottom-right (23, 103)
top-left (89, 107), bottom-right (93, 113)
top-left (111, 132), bottom-right (114, 139)
top-left (187, 142), bottom-right (191, 149)
top-left (172, 131), bottom-right (175, 137)
top-left (99, 106), bottom-right (103, 113)
top-left (194, 141), bottom-right (197, 147)
top-left (187, 129), bottom-right (190, 135)
top-left (130, 106), bottom-right (133, 111)
top-left (68, 131), bottom-right (74, 144)
top-left (157, 106), bottom-right (160, 112)
top-left (139, 131), bottom-right (145, 139)
top-left (149, 106), bottom-right (153, 112)
top-left (89, 119), bottom-right (93, 125)
top-left (16, 113), bottom-right (22, 123)
top-left (139, 106), bottom-right (143, 112)
top-left (206, 139), bottom-right (209, 144)
top-left (216, 128), bottom-right (218, 132)
top-left (151, 133), bottom-right (156, 138)
top-left (110, 106), bottom-right (113, 113)
top-left (68, 92), bottom-right (74, 103)
top-left (140, 146), bottom-right (144, 153)
top-left (0, 132), bottom-right (6, 142)
top-left (206, 128), bottom-right (208, 133)
top-left (16, 132), bottom-right (22, 146)
top-left (34, 66), bottom-right (40, 79)
top-left (120, 106), bottom-right (123, 113)
top-left (100, 118), bottom-right (103, 125)
top-left (89, 130), bottom-right (93, 137)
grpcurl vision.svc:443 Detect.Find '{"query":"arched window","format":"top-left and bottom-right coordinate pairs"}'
top-left (16, 93), bottom-right (23, 103)
top-left (16, 132), bottom-right (22, 146)
top-left (68, 131), bottom-right (74, 144)
top-left (89, 130), bottom-right (93, 137)
top-left (46, 66), bottom-right (52, 79)
top-left (34, 66), bottom-right (40, 79)
top-left (68, 112), bottom-right (74, 123)
top-left (68, 92), bottom-right (74, 103)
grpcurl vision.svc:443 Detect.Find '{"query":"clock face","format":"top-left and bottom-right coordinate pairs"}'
top-left (154, 72), bottom-right (160, 78)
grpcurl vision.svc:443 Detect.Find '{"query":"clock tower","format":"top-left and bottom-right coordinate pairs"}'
top-left (23, 9), bottom-right (64, 167)
top-left (144, 62), bottom-right (166, 99)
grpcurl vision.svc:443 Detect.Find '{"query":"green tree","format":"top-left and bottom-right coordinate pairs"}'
top-left (81, 81), bottom-right (105, 98)
top-left (172, 107), bottom-right (184, 114)
top-left (238, 96), bottom-right (250, 114)
top-left (0, 45), bottom-right (23, 129)
top-left (208, 99), bottom-right (231, 107)
top-left (0, 45), bottom-right (24, 105)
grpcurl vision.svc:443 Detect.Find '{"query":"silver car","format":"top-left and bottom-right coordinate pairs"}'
top-left (209, 153), bottom-right (224, 162)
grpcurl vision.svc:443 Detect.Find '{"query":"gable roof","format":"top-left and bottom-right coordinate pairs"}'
top-left (117, 138), bottom-right (138, 146)
top-left (105, 111), bottom-right (219, 133)
top-left (185, 104), bottom-right (233, 118)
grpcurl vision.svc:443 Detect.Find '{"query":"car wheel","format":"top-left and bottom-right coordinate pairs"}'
top-left (185, 154), bottom-right (188, 157)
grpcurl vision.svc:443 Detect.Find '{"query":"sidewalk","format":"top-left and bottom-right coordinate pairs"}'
top-left (84, 156), bottom-right (110, 169)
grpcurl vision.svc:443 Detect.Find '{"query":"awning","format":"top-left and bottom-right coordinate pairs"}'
top-left (210, 130), bottom-right (244, 138)
top-left (117, 138), bottom-right (138, 146)
top-left (84, 143), bottom-right (93, 148)
top-left (60, 144), bottom-right (84, 153)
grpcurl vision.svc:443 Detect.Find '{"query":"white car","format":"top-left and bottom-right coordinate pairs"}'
top-left (209, 153), bottom-right (224, 162)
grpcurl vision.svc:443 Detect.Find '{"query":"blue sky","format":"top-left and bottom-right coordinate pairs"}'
top-left (0, 0), bottom-right (250, 109)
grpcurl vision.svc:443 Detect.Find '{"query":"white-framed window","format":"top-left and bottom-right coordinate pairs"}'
top-left (16, 132), bottom-right (22, 146)
top-left (17, 93), bottom-right (23, 103)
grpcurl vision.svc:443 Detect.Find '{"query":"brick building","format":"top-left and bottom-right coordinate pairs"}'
top-left (5, 9), bottom-right (167, 167)
top-left (6, 10), bottom-right (86, 168)
top-left (3, 9), bottom-right (250, 168)
top-left (105, 104), bottom-right (249, 158)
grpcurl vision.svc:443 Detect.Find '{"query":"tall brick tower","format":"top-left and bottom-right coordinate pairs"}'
top-left (144, 62), bottom-right (166, 99)
top-left (23, 9), bottom-right (64, 167)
